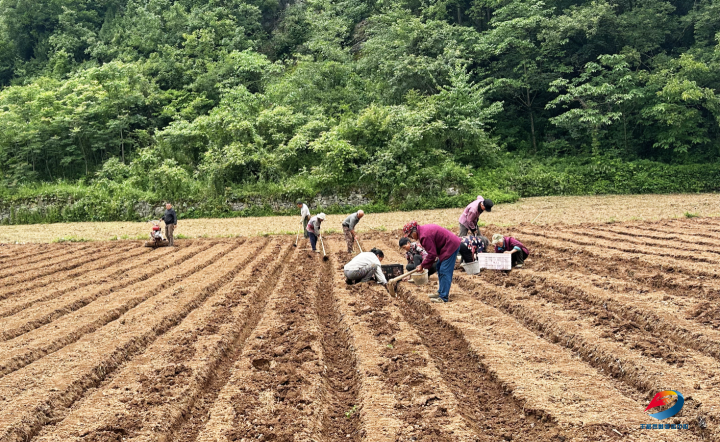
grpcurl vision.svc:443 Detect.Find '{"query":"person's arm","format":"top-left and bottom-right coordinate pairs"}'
top-left (419, 236), bottom-right (437, 269)
top-left (374, 260), bottom-right (387, 285)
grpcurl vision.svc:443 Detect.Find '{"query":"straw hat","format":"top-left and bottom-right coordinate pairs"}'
top-left (491, 234), bottom-right (504, 245)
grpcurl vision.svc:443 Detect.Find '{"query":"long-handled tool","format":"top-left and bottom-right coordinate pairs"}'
top-left (387, 268), bottom-right (421, 297)
top-left (355, 236), bottom-right (363, 253)
top-left (294, 222), bottom-right (301, 247)
top-left (320, 235), bottom-right (328, 261)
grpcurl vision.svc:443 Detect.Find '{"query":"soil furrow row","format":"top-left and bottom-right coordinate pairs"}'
top-left (392, 282), bottom-right (654, 439)
top-left (324, 242), bottom-right (406, 440)
top-left (377, 238), bottom-right (580, 441)
top-left (0, 240), bottom-right (250, 442)
top-left (0, 245), bottom-right (67, 269)
top-left (524, 237), bottom-right (720, 302)
top-left (194, 246), bottom-right (327, 442)
top-left (0, 244), bottom-right (147, 313)
top-left (633, 224), bottom-right (720, 242)
top-left (516, 228), bottom-right (720, 279)
top-left (0, 242), bottom-right (223, 378)
top-left (0, 244), bottom-right (95, 279)
top-left (314, 241), bottom-right (362, 441)
top-left (329, 238), bottom-right (479, 441)
top-left (564, 227), bottom-right (720, 263)
top-left (33, 238), bottom-right (278, 442)
top-left (507, 268), bottom-right (720, 364)
top-left (452, 275), bottom-right (712, 439)
top-left (545, 226), bottom-right (720, 265)
top-left (590, 225), bottom-right (720, 254)
top-left (0, 242), bottom-right (215, 343)
top-left (0, 244), bottom-right (45, 261)
top-left (169, 239), bottom-right (295, 442)
top-left (0, 244), bottom-right (132, 289)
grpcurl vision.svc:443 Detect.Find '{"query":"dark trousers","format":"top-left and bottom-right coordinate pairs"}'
top-left (406, 255), bottom-right (437, 276)
top-left (302, 218), bottom-right (309, 238)
top-left (512, 250), bottom-right (528, 267)
top-left (458, 242), bottom-right (474, 263)
top-left (165, 224), bottom-right (175, 246)
top-left (308, 232), bottom-right (318, 251)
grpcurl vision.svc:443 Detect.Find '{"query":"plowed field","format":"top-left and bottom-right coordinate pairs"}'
top-left (0, 217), bottom-right (717, 441)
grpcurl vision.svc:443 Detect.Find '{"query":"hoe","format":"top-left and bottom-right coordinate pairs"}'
top-left (387, 268), bottom-right (420, 297)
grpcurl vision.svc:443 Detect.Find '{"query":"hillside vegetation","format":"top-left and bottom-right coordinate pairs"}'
top-left (0, 0), bottom-right (719, 221)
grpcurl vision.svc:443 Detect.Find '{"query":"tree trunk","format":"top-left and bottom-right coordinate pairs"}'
top-left (526, 85), bottom-right (537, 154)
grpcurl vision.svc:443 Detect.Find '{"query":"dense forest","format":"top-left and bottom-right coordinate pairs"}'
top-left (0, 0), bottom-right (719, 221)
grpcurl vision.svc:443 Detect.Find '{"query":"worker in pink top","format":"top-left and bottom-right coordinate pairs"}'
top-left (403, 222), bottom-right (461, 303)
top-left (458, 196), bottom-right (493, 237)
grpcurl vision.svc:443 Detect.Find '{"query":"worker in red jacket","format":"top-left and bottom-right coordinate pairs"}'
top-left (403, 221), bottom-right (461, 303)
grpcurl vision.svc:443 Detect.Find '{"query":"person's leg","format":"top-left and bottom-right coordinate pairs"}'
top-left (428, 261), bottom-right (438, 276)
top-left (437, 246), bottom-right (460, 302)
top-left (458, 223), bottom-right (468, 237)
top-left (303, 219), bottom-right (309, 238)
top-left (345, 267), bottom-right (372, 284)
top-left (458, 243), bottom-right (474, 263)
top-left (514, 251), bottom-right (527, 267)
top-left (343, 225), bottom-right (354, 253)
top-left (166, 224), bottom-right (175, 246)
top-left (406, 254), bottom-right (422, 272)
top-left (309, 232), bottom-right (317, 251)
top-left (360, 266), bottom-right (376, 282)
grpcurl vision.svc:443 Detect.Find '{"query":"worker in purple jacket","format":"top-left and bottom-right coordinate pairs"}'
top-left (492, 234), bottom-right (530, 268)
top-left (458, 196), bottom-right (493, 237)
top-left (403, 221), bottom-right (461, 303)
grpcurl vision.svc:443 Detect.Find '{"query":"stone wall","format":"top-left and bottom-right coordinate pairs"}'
top-left (0, 192), bottom-right (373, 224)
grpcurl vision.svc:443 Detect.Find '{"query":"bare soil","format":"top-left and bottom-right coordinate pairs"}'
top-left (0, 217), bottom-right (717, 441)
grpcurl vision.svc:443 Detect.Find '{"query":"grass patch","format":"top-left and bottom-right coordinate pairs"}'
top-left (52, 236), bottom-right (93, 243)
top-left (684, 211), bottom-right (700, 218)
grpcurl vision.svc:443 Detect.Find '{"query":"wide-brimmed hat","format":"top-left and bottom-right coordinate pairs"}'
top-left (491, 233), bottom-right (504, 245)
top-left (317, 213), bottom-right (327, 220)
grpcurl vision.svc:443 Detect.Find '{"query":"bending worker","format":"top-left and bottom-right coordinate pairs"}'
top-left (342, 210), bottom-right (364, 253)
top-left (297, 200), bottom-right (310, 238)
top-left (343, 248), bottom-right (388, 285)
top-left (492, 234), bottom-right (530, 268)
top-left (399, 237), bottom-right (437, 275)
top-left (403, 221), bottom-right (461, 303)
top-left (458, 196), bottom-right (493, 237)
top-left (458, 234), bottom-right (489, 263)
top-left (306, 213), bottom-right (326, 253)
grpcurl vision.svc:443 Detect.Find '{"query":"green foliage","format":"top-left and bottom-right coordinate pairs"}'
top-left (0, 0), bottom-right (718, 223)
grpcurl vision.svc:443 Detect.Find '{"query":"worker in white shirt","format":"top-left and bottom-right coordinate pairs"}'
top-left (296, 200), bottom-right (311, 238)
top-left (343, 248), bottom-right (388, 285)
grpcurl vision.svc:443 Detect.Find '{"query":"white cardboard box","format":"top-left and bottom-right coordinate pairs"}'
top-left (477, 253), bottom-right (512, 270)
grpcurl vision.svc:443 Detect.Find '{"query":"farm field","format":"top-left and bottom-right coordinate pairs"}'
top-left (0, 217), bottom-right (718, 441)
top-left (0, 193), bottom-right (718, 243)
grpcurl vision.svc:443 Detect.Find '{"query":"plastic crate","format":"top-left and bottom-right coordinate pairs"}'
top-left (381, 264), bottom-right (404, 281)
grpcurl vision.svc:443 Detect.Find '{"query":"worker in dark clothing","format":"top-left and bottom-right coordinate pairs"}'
top-left (162, 203), bottom-right (178, 246)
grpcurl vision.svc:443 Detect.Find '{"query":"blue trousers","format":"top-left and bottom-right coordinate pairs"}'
top-left (308, 232), bottom-right (317, 251)
top-left (437, 245), bottom-right (460, 302)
